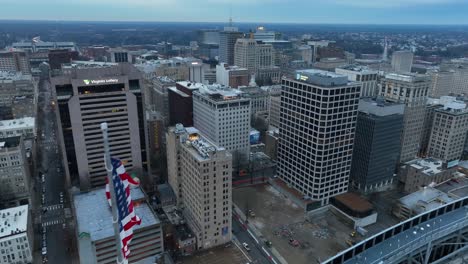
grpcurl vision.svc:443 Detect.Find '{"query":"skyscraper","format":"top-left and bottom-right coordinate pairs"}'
top-left (166, 125), bottom-right (232, 250)
top-left (219, 28), bottom-right (243, 65)
top-left (380, 73), bottom-right (430, 162)
top-left (391, 51), bottom-right (414, 73)
top-left (192, 85), bottom-right (251, 165)
top-left (277, 70), bottom-right (361, 206)
top-left (350, 98), bottom-right (404, 193)
top-left (335, 65), bottom-right (378, 98)
top-left (0, 50), bottom-right (30, 74)
top-left (51, 62), bottom-right (146, 190)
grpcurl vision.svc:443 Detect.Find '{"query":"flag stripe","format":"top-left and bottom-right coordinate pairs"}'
top-left (105, 158), bottom-right (141, 260)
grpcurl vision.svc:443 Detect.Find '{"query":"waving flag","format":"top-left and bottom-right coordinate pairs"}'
top-left (105, 158), bottom-right (141, 261)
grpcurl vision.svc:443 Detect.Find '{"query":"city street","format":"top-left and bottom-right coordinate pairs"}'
top-left (33, 76), bottom-right (74, 264)
top-left (232, 214), bottom-right (280, 264)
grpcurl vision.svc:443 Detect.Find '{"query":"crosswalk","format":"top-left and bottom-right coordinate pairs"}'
top-left (41, 219), bottom-right (65, 227)
top-left (43, 204), bottom-right (63, 211)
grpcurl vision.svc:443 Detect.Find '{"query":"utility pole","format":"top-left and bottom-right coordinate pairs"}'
top-left (101, 122), bottom-right (125, 264)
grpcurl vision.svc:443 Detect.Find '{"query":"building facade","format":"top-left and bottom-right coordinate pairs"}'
top-left (335, 66), bottom-right (378, 98)
top-left (168, 81), bottom-right (201, 127)
top-left (0, 72), bottom-right (35, 107)
top-left (0, 51), bottom-right (30, 74)
top-left (428, 100), bottom-right (468, 164)
top-left (350, 99), bottom-right (404, 193)
top-left (215, 63), bottom-right (249, 88)
top-left (380, 73), bottom-right (430, 162)
top-left (234, 39), bottom-right (274, 74)
top-left (391, 51), bottom-right (414, 73)
top-left (51, 62), bottom-right (146, 190)
top-left (277, 70), bottom-right (361, 206)
top-left (219, 30), bottom-right (243, 65)
top-left (0, 137), bottom-right (30, 206)
top-left (193, 86), bottom-right (251, 165)
top-left (167, 125), bottom-right (232, 250)
top-left (0, 205), bottom-right (32, 264)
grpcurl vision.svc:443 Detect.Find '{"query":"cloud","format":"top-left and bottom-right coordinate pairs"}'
top-left (331, 0), bottom-right (460, 8)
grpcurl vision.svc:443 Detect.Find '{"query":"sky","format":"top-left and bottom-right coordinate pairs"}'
top-left (1, 0), bottom-right (468, 24)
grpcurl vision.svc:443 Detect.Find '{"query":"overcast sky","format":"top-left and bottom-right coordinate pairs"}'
top-left (1, 0), bottom-right (468, 24)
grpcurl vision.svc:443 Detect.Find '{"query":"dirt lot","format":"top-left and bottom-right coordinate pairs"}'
top-left (180, 243), bottom-right (249, 264)
top-left (233, 184), bottom-right (354, 264)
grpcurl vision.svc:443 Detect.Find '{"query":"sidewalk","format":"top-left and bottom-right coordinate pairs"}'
top-left (232, 203), bottom-right (288, 264)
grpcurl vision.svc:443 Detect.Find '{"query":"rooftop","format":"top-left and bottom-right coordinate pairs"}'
top-left (195, 84), bottom-right (245, 101)
top-left (0, 205), bottom-right (28, 239)
top-left (406, 158), bottom-right (444, 176)
top-left (385, 72), bottom-right (429, 82)
top-left (333, 193), bottom-right (373, 213)
top-left (0, 136), bottom-right (21, 149)
top-left (74, 188), bottom-right (160, 242)
top-left (179, 127), bottom-right (222, 160)
top-left (358, 98), bottom-right (405, 116)
top-left (175, 223), bottom-right (195, 241)
top-left (63, 60), bottom-right (118, 69)
top-left (336, 65), bottom-right (377, 74)
top-left (0, 71), bottom-right (32, 81)
top-left (398, 187), bottom-right (453, 215)
top-left (435, 174), bottom-right (468, 199)
top-left (295, 69), bottom-right (350, 87)
top-left (0, 117), bottom-right (35, 130)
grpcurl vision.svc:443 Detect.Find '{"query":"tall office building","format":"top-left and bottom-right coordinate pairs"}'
top-left (166, 125), bottom-right (232, 250)
top-left (0, 71), bottom-right (35, 107)
top-left (380, 73), bottom-right (430, 162)
top-left (0, 51), bottom-right (30, 74)
top-left (350, 99), bottom-right (404, 193)
top-left (193, 85), bottom-right (251, 165)
top-left (428, 100), bottom-right (468, 165)
top-left (391, 51), bottom-right (414, 73)
top-left (234, 39), bottom-right (274, 74)
top-left (268, 94), bottom-right (281, 129)
top-left (51, 62), bottom-right (146, 190)
top-left (109, 48), bottom-right (129, 63)
top-left (277, 70), bottom-right (361, 206)
top-left (219, 29), bottom-right (243, 65)
top-left (298, 45), bottom-right (313, 65)
top-left (335, 65), bottom-right (378, 97)
top-left (0, 136), bottom-right (31, 207)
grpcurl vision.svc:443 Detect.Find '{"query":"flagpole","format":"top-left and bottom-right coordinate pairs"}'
top-left (101, 122), bottom-right (125, 264)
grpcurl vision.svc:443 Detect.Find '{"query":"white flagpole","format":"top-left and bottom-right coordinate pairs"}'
top-left (101, 122), bottom-right (125, 264)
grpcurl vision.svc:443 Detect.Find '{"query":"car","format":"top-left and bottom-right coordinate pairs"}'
top-left (41, 174), bottom-right (45, 183)
top-left (42, 233), bottom-right (46, 242)
top-left (41, 194), bottom-right (45, 204)
top-left (42, 227), bottom-right (46, 234)
top-left (242, 242), bottom-right (250, 251)
top-left (62, 223), bottom-right (66, 229)
top-left (59, 192), bottom-right (64, 198)
top-left (42, 186), bottom-right (46, 193)
top-left (60, 197), bottom-right (64, 203)
top-left (41, 247), bottom-right (47, 256)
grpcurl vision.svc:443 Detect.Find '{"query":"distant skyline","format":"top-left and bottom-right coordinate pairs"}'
top-left (2, 0), bottom-right (468, 25)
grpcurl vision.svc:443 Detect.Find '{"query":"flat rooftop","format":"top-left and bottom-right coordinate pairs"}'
top-left (295, 69), bottom-right (350, 87)
top-left (0, 71), bottom-right (32, 81)
top-left (358, 98), bottom-right (405, 116)
top-left (63, 60), bottom-right (118, 69)
top-left (195, 84), bottom-right (245, 101)
top-left (74, 188), bottom-right (160, 242)
top-left (180, 127), bottom-right (224, 161)
top-left (435, 174), bottom-right (468, 199)
top-left (385, 72), bottom-right (429, 82)
top-left (405, 158), bottom-right (444, 176)
top-left (398, 187), bottom-right (453, 215)
top-left (0, 136), bottom-right (21, 149)
top-left (337, 65), bottom-right (377, 74)
top-left (0, 117), bottom-right (35, 130)
top-left (0, 205), bottom-right (28, 239)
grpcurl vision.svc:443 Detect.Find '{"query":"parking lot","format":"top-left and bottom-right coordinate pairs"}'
top-left (180, 243), bottom-right (250, 264)
top-left (233, 184), bottom-right (356, 264)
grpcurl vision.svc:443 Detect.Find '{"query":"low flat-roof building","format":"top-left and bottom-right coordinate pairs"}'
top-left (393, 187), bottom-right (453, 220)
top-left (0, 117), bottom-right (35, 140)
top-left (0, 205), bottom-right (33, 264)
top-left (398, 158), bottom-right (458, 193)
top-left (74, 188), bottom-right (164, 264)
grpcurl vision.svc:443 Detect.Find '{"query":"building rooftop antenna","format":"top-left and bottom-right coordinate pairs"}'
top-left (229, 3), bottom-right (233, 27)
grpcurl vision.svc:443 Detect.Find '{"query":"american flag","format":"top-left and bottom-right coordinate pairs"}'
top-left (105, 158), bottom-right (141, 261)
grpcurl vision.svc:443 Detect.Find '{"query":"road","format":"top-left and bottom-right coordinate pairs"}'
top-left (33, 76), bottom-right (74, 264)
top-left (232, 215), bottom-right (279, 264)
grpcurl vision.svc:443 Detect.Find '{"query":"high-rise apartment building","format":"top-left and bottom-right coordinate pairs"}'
top-left (193, 85), bottom-right (251, 165)
top-left (234, 39), bottom-right (274, 74)
top-left (0, 136), bottom-right (31, 207)
top-left (166, 125), bottom-right (232, 250)
top-left (51, 62), bottom-right (147, 190)
top-left (215, 63), bottom-right (249, 88)
top-left (350, 98), bottom-right (404, 193)
top-left (219, 29), bottom-right (243, 65)
top-left (391, 51), bottom-right (414, 73)
top-left (0, 205), bottom-right (33, 264)
top-left (428, 100), bottom-right (468, 164)
top-left (278, 70), bottom-right (361, 206)
top-left (335, 65), bottom-right (378, 97)
top-left (0, 51), bottom-right (30, 74)
top-left (380, 73), bottom-right (430, 162)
